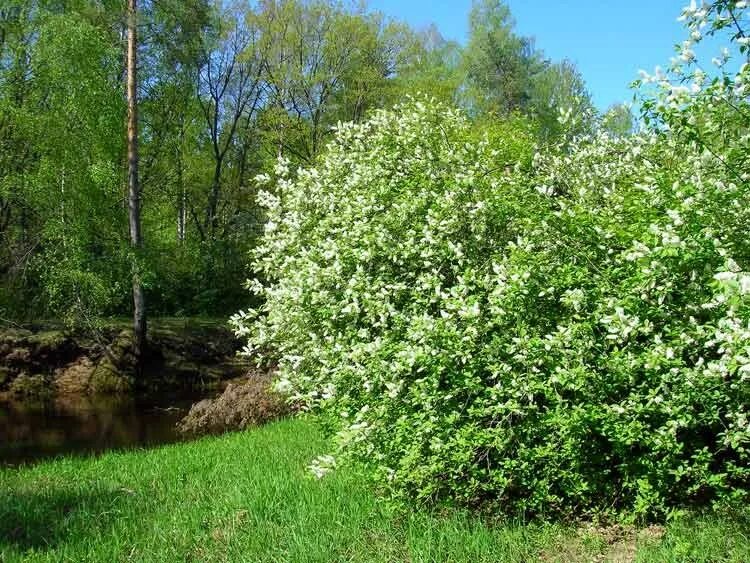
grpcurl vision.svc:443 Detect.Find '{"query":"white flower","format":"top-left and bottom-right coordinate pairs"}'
top-left (308, 455), bottom-right (336, 479)
top-left (273, 378), bottom-right (293, 394)
top-left (273, 156), bottom-right (291, 177)
top-left (561, 288), bottom-right (585, 312)
top-left (740, 275), bottom-right (750, 295)
top-left (666, 209), bottom-right (684, 226)
top-left (254, 172), bottom-right (271, 185)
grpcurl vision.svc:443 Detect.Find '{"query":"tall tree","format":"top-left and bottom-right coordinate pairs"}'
top-left (601, 103), bottom-right (634, 137)
top-left (462, 0), bottom-right (544, 116)
top-left (0, 0), bottom-right (601, 324)
top-left (127, 0), bottom-right (146, 365)
top-left (528, 59), bottom-right (595, 140)
top-left (259, 0), bottom-right (413, 163)
top-left (197, 3), bottom-right (265, 238)
top-left (389, 23), bottom-right (463, 106)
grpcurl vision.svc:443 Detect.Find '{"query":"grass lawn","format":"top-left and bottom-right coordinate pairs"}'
top-left (1, 417), bottom-right (748, 562)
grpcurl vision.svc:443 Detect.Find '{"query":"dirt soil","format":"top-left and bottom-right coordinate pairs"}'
top-left (540, 524), bottom-right (665, 563)
top-left (0, 319), bottom-right (249, 398)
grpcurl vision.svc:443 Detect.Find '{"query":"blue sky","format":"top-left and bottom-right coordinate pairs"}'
top-left (367, 0), bottom-right (690, 110)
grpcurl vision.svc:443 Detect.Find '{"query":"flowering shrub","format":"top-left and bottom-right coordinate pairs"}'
top-left (234, 2), bottom-right (750, 519)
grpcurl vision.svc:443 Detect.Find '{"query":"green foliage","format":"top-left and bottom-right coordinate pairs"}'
top-left (462, 0), bottom-right (541, 115)
top-left (238, 3), bottom-right (750, 519)
top-left (390, 24), bottom-right (464, 107)
top-left (1, 0), bottom-right (601, 324)
top-left (19, 9), bottom-right (127, 324)
top-left (601, 103), bottom-right (634, 137)
top-left (528, 59), bottom-right (595, 141)
top-left (459, 0), bottom-right (597, 141)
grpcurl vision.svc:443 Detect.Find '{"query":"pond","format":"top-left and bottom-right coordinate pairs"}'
top-left (0, 391), bottom-right (208, 467)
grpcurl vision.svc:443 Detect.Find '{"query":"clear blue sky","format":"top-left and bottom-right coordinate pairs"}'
top-left (367, 0), bottom-right (689, 110)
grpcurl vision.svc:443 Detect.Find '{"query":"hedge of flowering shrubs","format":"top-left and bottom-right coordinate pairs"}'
top-left (233, 2), bottom-right (750, 519)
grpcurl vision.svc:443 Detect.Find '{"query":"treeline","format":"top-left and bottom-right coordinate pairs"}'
top-left (0, 0), bottom-right (631, 323)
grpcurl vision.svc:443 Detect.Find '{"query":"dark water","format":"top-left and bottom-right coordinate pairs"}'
top-left (0, 391), bottom-right (208, 467)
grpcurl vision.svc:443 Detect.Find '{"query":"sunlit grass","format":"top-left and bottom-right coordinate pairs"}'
top-left (1, 417), bottom-right (748, 562)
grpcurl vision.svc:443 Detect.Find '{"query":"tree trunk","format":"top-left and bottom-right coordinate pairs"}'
top-left (177, 176), bottom-right (186, 243)
top-left (206, 158), bottom-right (222, 235)
top-left (177, 116), bottom-right (186, 243)
top-left (127, 0), bottom-right (146, 370)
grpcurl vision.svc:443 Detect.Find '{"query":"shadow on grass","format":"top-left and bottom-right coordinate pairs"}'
top-left (0, 487), bottom-right (126, 552)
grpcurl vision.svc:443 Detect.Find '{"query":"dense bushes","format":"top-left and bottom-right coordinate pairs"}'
top-left (234, 3), bottom-right (750, 519)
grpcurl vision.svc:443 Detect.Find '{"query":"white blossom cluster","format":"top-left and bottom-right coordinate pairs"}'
top-left (231, 1), bottom-right (750, 518)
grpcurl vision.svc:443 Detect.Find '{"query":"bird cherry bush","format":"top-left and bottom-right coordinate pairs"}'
top-left (233, 1), bottom-right (750, 520)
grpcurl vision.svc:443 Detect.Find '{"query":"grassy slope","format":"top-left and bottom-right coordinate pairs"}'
top-left (1, 418), bottom-right (748, 563)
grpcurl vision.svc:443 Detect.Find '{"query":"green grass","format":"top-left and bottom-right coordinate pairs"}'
top-left (1, 418), bottom-right (748, 562)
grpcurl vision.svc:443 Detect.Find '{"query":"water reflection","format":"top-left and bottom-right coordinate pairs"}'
top-left (0, 391), bottom-right (208, 466)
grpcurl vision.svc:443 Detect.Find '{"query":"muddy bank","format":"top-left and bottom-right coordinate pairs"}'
top-left (0, 319), bottom-right (249, 399)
